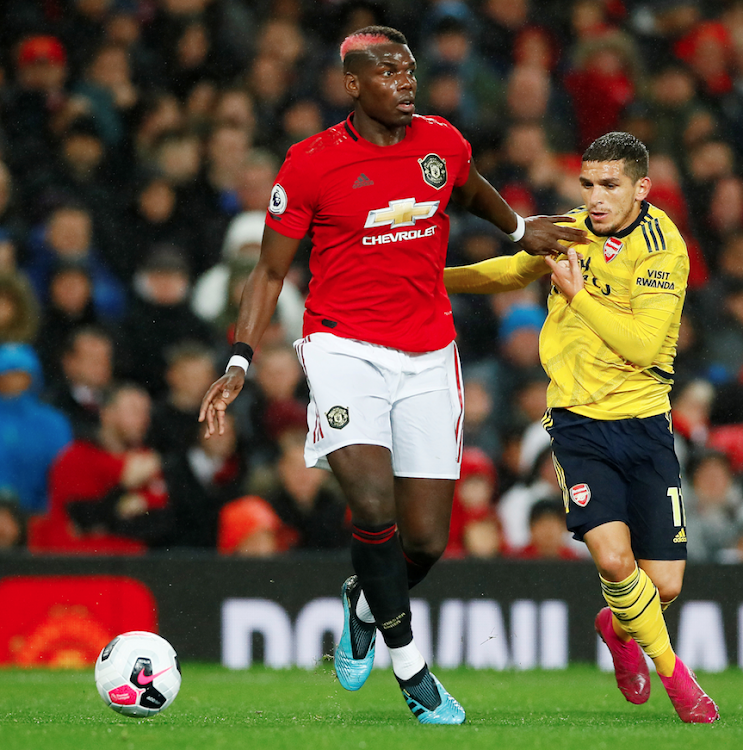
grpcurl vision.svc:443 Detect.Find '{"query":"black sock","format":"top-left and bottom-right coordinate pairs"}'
top-left (351, 521), bottom-right (412, 649)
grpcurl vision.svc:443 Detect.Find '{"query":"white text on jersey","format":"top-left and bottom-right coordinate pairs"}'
top-left (362, 226), bottom-right (438, 245)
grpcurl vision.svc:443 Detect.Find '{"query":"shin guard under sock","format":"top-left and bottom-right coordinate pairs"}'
top-left (351, 521), bottom-right (413, 649)
top-left (600, 566), bottom-right (671, 659)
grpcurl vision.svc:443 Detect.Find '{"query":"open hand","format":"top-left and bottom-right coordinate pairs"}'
top-left (519, 215), bottom-right (588, 257)
top-left (198, 368), bottom-right (245, 437)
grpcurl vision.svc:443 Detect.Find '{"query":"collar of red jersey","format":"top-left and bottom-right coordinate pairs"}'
top-left (344, 113), bottom-right (413, 145)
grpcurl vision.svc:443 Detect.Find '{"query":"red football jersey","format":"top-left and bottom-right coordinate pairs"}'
top-left (265, 114), bottom-right (472, 352)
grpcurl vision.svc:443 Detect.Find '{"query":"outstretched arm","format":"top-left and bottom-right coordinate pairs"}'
top-left (451, 162), bottom-right (587, 256)
top-left (444, 252), bottom-right (549, 294)
top-left (199, 226), bottom-right (301, 435)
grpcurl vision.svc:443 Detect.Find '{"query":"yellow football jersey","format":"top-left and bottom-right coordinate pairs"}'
top-left (443, 201), bottom-right (689, 420)
top-left (541, 201), bottom-right (688, 419)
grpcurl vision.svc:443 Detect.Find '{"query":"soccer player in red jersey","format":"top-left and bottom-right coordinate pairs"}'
top-left (199, 25), bottom-right (585, 724)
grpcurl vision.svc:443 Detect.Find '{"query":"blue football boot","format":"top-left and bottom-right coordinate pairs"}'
top-left (398, 667), bottom-right (466, 725)
top-left (335, 575), bottom-right (376, 691)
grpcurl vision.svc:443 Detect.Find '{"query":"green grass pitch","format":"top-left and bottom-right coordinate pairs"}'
top-left (1, 664), bottom-right (742, 750)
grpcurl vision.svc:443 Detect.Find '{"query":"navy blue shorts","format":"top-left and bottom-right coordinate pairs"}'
top-left (544, 408), bottom-right (687, 560)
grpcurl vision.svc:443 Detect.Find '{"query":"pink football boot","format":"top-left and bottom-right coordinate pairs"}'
top-left (595, 607), bottom-right (650, 704)
top-left (659, 657), bottom-right (720, 723)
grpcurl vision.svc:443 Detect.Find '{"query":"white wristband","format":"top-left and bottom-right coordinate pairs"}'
top-left (226, 355), bottom-right (250, 374)
top-left (507, 214), bottom-right (526, 242)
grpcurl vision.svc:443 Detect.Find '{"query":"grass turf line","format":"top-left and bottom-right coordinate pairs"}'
top-left (0, 664), bottom-right (741, 750)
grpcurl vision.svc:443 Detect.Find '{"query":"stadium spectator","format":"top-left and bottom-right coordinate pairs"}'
top-left (217, 495), bottom-right (289, 557)
top-left (498, 446), bottom-right (564, 551)
top-left (119, 244), bottom-right (215, 395)
top-left (191, 211), bottom-right (305, 344)
top-left (0, 271), bottom-right (39, 344)
top-left (151, 130), bottom-right (203, 190)
top-left (511, 498), bottom-right (581, 560)
top-left (34, 259), bottom-right (104, 384)
top-left (23, 204), bottom-right (126, 320)
top-left (163, 411), bottom-right (248, 549)
top-left (45, 325), bottom-right (115, 441)
top-left (244, 344), bottom-right (309, 468)
top-left (2, 35), bottom-right (71, 178)
top-left (670, 378), bottom-right (715, 474)
top-left (684, 451), bottom-right (743, 563)
top-left (148, 342), bottom-right (219, 456)
top-left (72, 42), bottom-right (139, 149)
top-left (261, 434), bottom-right (348, 552)
top-left (698, 278), bottom-right (743, 383)
top-left (513, 373), bottom-right (551, 478)
top-left (0, 343), bottom-right (72, 514)
top-left (45, 382), bottom-right (171, 553)
top-left (461, 373), bottom-right (500, 459)
top-left (564, 30), bottom-right (641, 150)
top-left (131, 93), bottom-right (184, 166)
top-left (233, 149), bottom-right (280, 215)
top-left (493, 301), bottom-right (547, 430)
top-left (478, 0), bottom-right (534, 75)
top-left (45, 116), bottom-right (120, 246)
top-left (417, 16), bottom-right (501, 134)
top-left (503, 64), bottom-right (576, 154)
top-left (184, 123), bottom-right (250, 268)
top-left (446, 447), bottom-right (503, 559)
top-left (117, 171), bottom-right (197, 281)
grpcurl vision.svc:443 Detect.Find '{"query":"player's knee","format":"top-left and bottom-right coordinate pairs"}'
top-left (345, 484), bottom-right (396, 525)
top-left (402, 533), bottom-right (447, 566)
top-left (594, 549), bottom-right (636, 582)
top-left (657, 580), bottom-right (683, 605)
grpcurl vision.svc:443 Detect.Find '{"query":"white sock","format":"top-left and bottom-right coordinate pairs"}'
top-left (355, 590), bottom-right (375, 624)
top-left (389, 641), bottom-right (426, 681)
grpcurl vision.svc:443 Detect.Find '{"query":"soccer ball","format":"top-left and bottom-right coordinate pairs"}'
top-left (94, 631), bottom-right (182, 717)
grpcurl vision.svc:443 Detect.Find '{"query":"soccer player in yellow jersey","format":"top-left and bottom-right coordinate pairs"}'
top-left (444, 132), bottom-right (719, 723)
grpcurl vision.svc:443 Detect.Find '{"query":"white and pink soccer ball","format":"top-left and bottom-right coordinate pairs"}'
top-left (94, 631), bottom-right (181, 717)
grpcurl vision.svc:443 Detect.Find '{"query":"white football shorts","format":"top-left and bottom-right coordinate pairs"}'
top-left (294, 333), bottom-right (464, 479)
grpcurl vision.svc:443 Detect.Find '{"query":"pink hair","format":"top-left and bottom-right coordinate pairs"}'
top-left (339, 33), bottom-right (393, 61)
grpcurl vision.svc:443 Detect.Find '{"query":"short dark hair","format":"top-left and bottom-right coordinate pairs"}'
top-left (582, 131), bottom-right (649, 183)
top-left (340, 26), bottom-right (408, 72)
top-left (529, 498), bottom-right (564, 527)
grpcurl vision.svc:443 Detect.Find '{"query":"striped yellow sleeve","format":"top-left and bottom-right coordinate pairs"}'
top-left (570, 290), bottom-right (678, 367)
top-left (444, 252), bottom-right (548, 294)
top-left (569, 250), bottom-right (687, 367)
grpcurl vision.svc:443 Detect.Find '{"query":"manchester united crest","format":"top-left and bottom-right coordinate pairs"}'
top-left (326, 405), bottom-right (349, 429)
top-left (418, 153), bottom-right (447, 190)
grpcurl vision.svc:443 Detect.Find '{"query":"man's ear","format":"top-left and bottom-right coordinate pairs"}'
top-left (344, 71), bottom-right (360, 100)
top-left (636, 176), bottom-right (652, 202)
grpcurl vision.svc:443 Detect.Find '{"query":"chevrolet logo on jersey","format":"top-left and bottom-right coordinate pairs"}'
top-left (364, 198), bottom-right (439, 229)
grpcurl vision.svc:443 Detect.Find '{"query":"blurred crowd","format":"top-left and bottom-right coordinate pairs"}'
top-left (2, 0), bottom-right (743, 562)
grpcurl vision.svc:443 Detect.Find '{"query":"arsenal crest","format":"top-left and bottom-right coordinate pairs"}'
top-left (418, 153), bottom-right (447, 190)
top-left (326, 405), bottom-right (350, 429)
top-left (603, 237), bottom-right (623, 263)
top-left (569, 483), bottom-right (592, 507)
